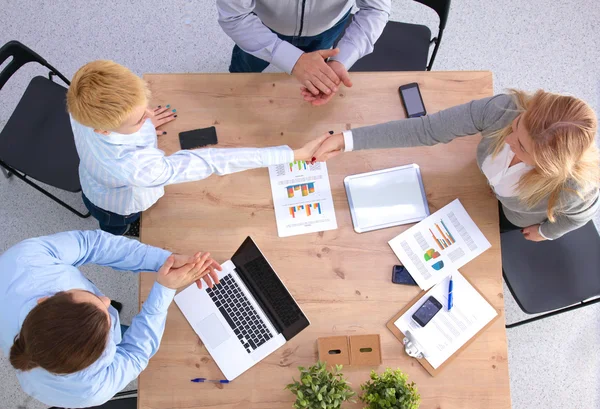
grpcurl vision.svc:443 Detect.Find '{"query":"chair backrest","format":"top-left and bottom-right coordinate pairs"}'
top-left (414, 0), bottom-right (451, 31)
top-left (0, 40), bottom-right (69, 91)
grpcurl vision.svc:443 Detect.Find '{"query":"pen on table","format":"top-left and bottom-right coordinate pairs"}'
top-left (191, 378), bottom-right (230, 384)
top-left (447, 275), bottom-right (454, 311)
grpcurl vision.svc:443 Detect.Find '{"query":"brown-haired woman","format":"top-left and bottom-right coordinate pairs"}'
top-left (0, 230), bottom-right (221, 408)
top-left (314, 91), bottom-right (600, 240)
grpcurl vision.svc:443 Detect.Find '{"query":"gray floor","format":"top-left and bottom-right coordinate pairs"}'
top-left (1, 1), bottom-right (599, 408)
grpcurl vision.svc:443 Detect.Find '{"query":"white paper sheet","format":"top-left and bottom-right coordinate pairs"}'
top-left (394, 271), bottom-right (498, 369)
top-left (388, 199), bottom-right (491, 290)
top-left (268, 160), bottom-right (337, 237)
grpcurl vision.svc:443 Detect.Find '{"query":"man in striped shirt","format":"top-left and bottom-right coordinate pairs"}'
top-left (67, 60), bottom-right (327, 236)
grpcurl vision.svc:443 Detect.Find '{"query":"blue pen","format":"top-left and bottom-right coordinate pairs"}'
top-left (191, 378), bottom-right (230, 384)
top-left (447, 275), bottom-right (454, 311)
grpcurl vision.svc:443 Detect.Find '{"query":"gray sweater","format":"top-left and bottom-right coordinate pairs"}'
top-left (351, 94), bottom-right (599, 239)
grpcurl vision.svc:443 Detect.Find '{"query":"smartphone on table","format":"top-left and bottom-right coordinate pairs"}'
top-left (411, 296), bottom-right (443, 327)
top-left (399, 82), bottom-right (427, 118)
top-left (392, 265), bottom-right (418, 286)
top-left (179, 126), bottom-right (218, 149)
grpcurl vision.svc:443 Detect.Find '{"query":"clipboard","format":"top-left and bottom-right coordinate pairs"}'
top-left (386, 274), bottom-right (501, 377)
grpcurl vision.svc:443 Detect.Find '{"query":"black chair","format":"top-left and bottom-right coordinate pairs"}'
top-left (0, 40), bottom-right (89, 218)
top-left (51, 397), bottom-right (136, 409)
top-left (501, 221), bottom-right (600, 328)
top-left (347, 0), bottom-right (451, 72)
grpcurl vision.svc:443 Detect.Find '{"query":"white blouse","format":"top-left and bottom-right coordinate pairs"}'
top-left (481, 143), bottom-right (533, 197)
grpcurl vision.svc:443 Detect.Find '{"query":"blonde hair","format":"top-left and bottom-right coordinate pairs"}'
top-left (67, 60), bottom-right (150, 130)
top-left (488, 90), bottom-right (600, 222)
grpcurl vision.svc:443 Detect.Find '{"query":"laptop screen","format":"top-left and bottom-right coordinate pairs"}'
top-left (232, 237), bottom-right (310, 341)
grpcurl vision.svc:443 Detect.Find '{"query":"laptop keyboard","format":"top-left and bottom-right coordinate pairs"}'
top-left (243, 257), bottom-right (303, 328)
top-left (206, 275), bottom-right (273, 353)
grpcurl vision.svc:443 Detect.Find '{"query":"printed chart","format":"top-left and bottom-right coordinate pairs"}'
top-left (268, 161), bottom-right (337, 237)
top-left (286, 183), bottom-right (316, 198)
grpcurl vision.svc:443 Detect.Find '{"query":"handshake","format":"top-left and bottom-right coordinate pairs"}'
top-left (293, 132), bottom-right (347, 163)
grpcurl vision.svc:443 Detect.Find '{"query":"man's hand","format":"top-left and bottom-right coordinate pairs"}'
top-left (157, 253), bottom-right (222, 290)
top-left (521, 225), bottom-right (547, 242)
top-left (293, 132), bottom-right (334, 162)
top-left (300, 61), bottom-right (353, 106)
top-left (292, 49), bottom-right (341, 96)
top-left (150, 105), bottom-right (177, 132)
top-left (313, 133), bottom-right (345, 161)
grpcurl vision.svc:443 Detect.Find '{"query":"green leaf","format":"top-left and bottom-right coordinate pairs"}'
top-left (297, 391), bottom-right (303, 399)
top-left (317, 393), bottom-right (323, 401)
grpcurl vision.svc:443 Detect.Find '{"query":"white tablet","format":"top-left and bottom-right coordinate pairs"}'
top-left (344, 164), bottom-right (429, 233)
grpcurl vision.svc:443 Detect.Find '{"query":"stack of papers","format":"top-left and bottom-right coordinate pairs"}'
top-left (393, 272), bottom-right (497, 369)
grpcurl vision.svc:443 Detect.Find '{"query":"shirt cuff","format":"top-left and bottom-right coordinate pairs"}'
top-left (330, 43), bottom-right (361, 71)
top-left (260, 146), bottom-right (295, 165)
top-left (342, 130), bottom-right (354, 152)
top-left (538, 224), bottom-right (553, 241)
top-left (271, 40), bottom-right (304, 75)
top-left (144, 281), bottom-right (177, 314)
top-left (145, 246), bottom-right (173, 272)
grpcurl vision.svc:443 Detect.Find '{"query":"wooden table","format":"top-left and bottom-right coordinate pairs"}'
top-left (139, 72), bottom-right (511, 409)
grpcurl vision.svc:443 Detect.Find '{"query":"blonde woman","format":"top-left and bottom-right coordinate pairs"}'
top-left (314, 91), bottom-right (600, 240)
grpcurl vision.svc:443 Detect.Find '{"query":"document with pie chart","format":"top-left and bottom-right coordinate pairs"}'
top-left (388, 199), bottom-right (491, 290)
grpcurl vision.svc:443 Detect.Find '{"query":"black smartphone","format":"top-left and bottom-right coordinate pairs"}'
top-left (399, 83), bottom-right (426, 118)
top-left (392, 265), bottom-right (418, 286)
top-left (411, 296), bottom-right (443, 327)
top-left (179, 126), bottom-right (218, 149)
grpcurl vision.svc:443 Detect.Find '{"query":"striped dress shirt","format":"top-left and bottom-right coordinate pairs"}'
top-left (71, 117), bottom-right (294, 215)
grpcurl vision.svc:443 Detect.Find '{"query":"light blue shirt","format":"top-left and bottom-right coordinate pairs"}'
top-left (71, 117), bottom-right (294, 215)
top-left (0, 230), bottom-right (173, 408)
top-left (217, 0), bottom-right (391, 73)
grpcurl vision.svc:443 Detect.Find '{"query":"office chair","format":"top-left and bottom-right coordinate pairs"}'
top-left (0, 40), bottom-right (89, 218)
top-left (348, 0), bottom-right (451, 72)
top-left (501, 221), bottom-right (600, 328)
top-left (50, 391), bottom-right (137, 409)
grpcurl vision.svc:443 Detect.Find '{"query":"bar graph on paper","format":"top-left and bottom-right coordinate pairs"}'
top-left (289, 203), bottom-right (323, 218)
top-left (429, 219), bottom-right (457, 251)
top-left (286, 183), bottom-right (316, 198)
top-left (273, 161), bottom-right (322, 177)
top-left (268, 161), bottom-right (337, 237)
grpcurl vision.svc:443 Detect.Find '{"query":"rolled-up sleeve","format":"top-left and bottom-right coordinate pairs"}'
top-left (331, 0), bottom-right (391, 69)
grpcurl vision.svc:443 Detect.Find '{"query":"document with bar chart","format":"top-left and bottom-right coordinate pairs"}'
top-left (388, 199), bottom-right (491, 290)
top-left (268, 160), bottom-right (337, 237)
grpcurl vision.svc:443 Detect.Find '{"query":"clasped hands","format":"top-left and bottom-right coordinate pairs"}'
top-left (291, 48), bottom-right (353, 106)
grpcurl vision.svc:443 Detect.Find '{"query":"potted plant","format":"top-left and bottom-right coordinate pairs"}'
top-left (359, 368), bottom-right (420, 409)
top-left (286, 361), bottom-right (356, 409)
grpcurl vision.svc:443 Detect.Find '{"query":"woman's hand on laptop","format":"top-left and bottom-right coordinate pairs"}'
top-left (157, 252), bottom-right (222, 290)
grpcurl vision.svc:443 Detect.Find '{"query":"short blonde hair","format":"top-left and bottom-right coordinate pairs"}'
top-left (67, 60), bottom-right (150, 130)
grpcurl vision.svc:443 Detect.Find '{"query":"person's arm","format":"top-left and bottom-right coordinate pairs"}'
top-left (330, 0), bottom-right (391, 69)
top-left (83, 256), bottom-right (215, 407)
top-left (22, 230), bottom-right (170, 273)
top-left (216, 0), bottom-right (302, 74)
top-left (347, 94), bottom-right (517, 151)
top-left (123, 145), bottom-right (293, 188)
top-left (539, 190), bottom-right (599, 239)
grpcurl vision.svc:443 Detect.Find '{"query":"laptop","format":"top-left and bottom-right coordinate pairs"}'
top-left (175, 237), bottom-right (310, 380)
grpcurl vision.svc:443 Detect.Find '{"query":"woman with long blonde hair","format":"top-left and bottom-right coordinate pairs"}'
top-left (314, 90), bottom-right (600, 240)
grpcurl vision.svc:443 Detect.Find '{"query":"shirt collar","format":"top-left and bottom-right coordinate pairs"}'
top-left (102, 119), bottom-right (157, 146)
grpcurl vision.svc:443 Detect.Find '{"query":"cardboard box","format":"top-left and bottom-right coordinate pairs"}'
top-left (318, 334), bottom-right (381, 366)
top-left (317, 336), bottom-right (350, 366)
